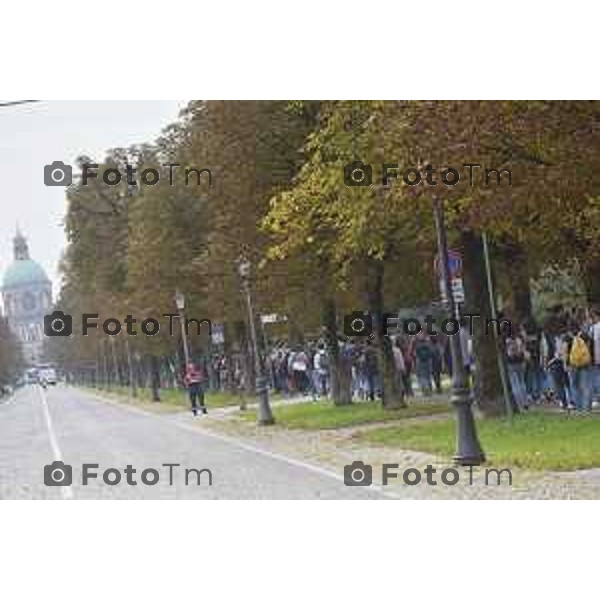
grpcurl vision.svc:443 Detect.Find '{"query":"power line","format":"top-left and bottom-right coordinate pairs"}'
top-left (0, 100), bottom-right (39, 108)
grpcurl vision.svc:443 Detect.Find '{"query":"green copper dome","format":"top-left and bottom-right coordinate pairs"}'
top-left (3, 259), bottom-right (50, 288)
top-left (2, 231), bottom-right (51, 289)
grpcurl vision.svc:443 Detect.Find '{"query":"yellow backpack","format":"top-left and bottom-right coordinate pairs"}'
top-left (569, 335), bottom-right (591, 368)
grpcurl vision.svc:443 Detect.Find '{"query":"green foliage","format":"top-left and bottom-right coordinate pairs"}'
top-left (531, 262), bottom-right (587, 320)
top-left (240, 399), bottom-right (450, 430)
top-left (50, 100), bottom-right (600, 383)
top-left (0, 317), bottom-right (24, 384)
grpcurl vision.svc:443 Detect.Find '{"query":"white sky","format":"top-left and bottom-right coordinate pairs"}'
top-left (0, 100), bottom-right (186, 296)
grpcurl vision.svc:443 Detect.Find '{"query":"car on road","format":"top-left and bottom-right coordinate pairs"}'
top-left (38, 368), bottom-right (58, 386)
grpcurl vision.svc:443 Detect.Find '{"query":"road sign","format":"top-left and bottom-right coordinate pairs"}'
top-left (440, 277), bottom-right (465, 304)
top-left (435, 249), bottom-right (464, 304)
top-left (211, 323), bottom-right (224, 344)
top-left (260, 313), bottom-right (287, 324)
top-left (434, 249), bottom-right (462, 280)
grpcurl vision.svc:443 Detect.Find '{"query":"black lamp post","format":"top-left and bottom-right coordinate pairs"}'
top-left (237, 257), bottom-right (275, 425)
top-left (432, 196), bottom-right (485, 466)
top-left (174, 290), bottom-right (191, 367)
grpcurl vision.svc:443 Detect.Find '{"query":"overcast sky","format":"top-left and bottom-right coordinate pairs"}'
top-left (0, 101), bottom-right (186, 296)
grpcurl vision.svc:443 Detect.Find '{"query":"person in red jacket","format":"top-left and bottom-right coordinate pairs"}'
top-left (184, 362), bottom-right (206, 416)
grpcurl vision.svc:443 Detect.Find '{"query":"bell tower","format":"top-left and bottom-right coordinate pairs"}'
top-left (14, 228), bottom-right (30, 261)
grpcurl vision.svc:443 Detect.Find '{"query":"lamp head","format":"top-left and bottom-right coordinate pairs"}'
top-left (174, 290), bottom-right (185, 311)
top-left (237, 257), bottom-right (251, 279)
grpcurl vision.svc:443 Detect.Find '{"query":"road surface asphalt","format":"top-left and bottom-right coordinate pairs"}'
top-left (0, 385), bottom-right (383, 500)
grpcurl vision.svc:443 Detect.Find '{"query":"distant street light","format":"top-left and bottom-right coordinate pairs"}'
top-left (432, 196), bottom-right (485, 466)
top-left (237, 257), bottom-right (275, 425)
top-left (174, 290), bottom-right (191, 366)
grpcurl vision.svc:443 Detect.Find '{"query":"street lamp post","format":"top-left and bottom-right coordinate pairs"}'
top-left (432, 196), bottom-right (485, 466)
top-left (174, 290), bottom-right (191, 367)
top-left (237, 257), bottom-right (275, 425)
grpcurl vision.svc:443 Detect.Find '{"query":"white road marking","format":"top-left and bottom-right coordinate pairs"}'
top-left (38, 386), bottom-right (74, 500)
top-left (80, 389), bottom-right (398, 499)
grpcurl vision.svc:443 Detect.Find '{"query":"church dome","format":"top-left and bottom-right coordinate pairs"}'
top-left (2, 230), bottom-right (50, 289)
top-left (3, 259), bottom-right (50, 289)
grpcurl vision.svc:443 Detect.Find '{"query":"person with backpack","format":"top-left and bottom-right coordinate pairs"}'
top-left (289, 346), bottom-right (310, 395)
top-left (524, 319), bottom-right (543, 404)
top-left (184, 362), bottom-right (206, 416)
top-left (362, 339), bottom-right (379, 401)
top-left (565, 323), bottom-right (593, 412)
top-left (313, 342), bottom-right (330, 399)
top-left (541, 324), bottom-right (570, 410)
top-left (505, 327), bottom-right (528, 411)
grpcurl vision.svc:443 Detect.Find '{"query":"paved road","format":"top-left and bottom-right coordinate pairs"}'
top-left (0, 385), bottom-right (383, 499)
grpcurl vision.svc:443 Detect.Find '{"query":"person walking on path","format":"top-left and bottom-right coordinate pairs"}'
top-left (184, 362), bottom-right (206, 416)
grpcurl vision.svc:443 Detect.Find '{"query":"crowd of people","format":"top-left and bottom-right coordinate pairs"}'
top-left (263, 333), bottom-right (455, 402)
top-left (180, 306), bottom-right (600, 415)
top-left (503, 307), bottom-right (600, 413)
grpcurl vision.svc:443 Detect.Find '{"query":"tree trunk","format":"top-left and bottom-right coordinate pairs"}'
top-left (461, 230), bottom-right (506, 418)
top-left (287, 315), bottom-right (304, 347)
top-left (501, 243), bottom-right (533, 323)
top-left (322, 296), bottom-right (351, 405)
top-left (149, 354), bottom-right (161, 402)
top-left (583, 258), bottom-right (600, 305)
top-left (365, 259), bottom-right (405, 409)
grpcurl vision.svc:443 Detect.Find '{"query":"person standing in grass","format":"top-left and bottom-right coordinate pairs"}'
top-left (414, 333), bottom-right (433, 397)
top-left (589, 309), bottom-right (600, 405)
top-left (313, 342), bottom-right (330, 399)
top-left (400, 334), bottom-right (415, 397)
top-left (565, 322), bottom-right (593, 412)
top-left (362, 339), bottom-right (379, 401)
top-left (289, 346), bottom-right (310, 395)
top-left (392, 337), bottom-right (406, 394)
top-left (184, 362), bottom-right (206, 416)
top-left (541, 323), bottom-right (569, 410)
top-left (430, 336), bottom-right (443, 394)
top-left (505, 327), bottom-right (528, 411)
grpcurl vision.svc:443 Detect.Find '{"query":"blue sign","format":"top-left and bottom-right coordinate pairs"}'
top-left (435, 250), bottom-right (462, 279)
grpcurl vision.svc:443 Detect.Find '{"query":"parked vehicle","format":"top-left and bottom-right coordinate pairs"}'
top-left (38, 367), bottom-right (58, 386)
